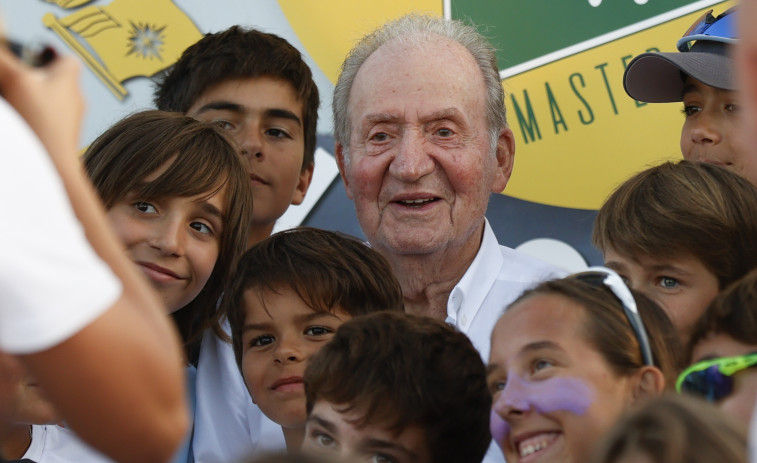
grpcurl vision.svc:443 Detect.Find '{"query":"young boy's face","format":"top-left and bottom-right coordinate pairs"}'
top-left (690, 333), bottom-right (757, 426)
top-left (240, 286), bottom-right (349, 430)
top-left (187, 76), bottom-right (314, 241)
top-left (302, 400), bottom-right (432, 463)
top-left (603, 248), bottom-right (720, 343)
top-left (680, 77), bottom-right (756, 184)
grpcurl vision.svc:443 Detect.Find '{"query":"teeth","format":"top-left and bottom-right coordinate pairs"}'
top-left (518, 433), bottom-right (557, 458)
top-left (400, 198), bottom-right (433, 205)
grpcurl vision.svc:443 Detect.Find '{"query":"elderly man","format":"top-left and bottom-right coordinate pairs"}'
top-left (334, 15), bottom-right (561, 360)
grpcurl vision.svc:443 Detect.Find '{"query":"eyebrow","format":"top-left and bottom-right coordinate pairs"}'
top-left (242, 311), bottom-right (341, 333)
top-left (604, 261), bottom-right (626, 273)
top-left (193, 101), bottom-right (302, 127)
top-left (306, 414), bottom-right (338, 434)
top-left (196, 200), bottom-right (225, 222)
top-left (681, 82), bottom-right (701, 99)
top-left (361, 437), bottom-right (418, 459)
top-left (521, 340), bottom-right (563, 354)
top-left (426, 108), bottom-right (463, 122)
top-left (647, 263), bottom-right (692, 275)
top-left (364, 108), bottom-right (462, 125)
top-left (487, 341), bottom-right (563, 374)
top-left (365, 113), bottom-right (402, 125)
top-left (266, 108), bottom-right (302, 126)
top-left (193, 101), bottom-right (245, 115)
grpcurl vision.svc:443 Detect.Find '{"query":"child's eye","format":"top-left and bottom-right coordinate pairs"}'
top-left (682, 105), bottom-right (702, 117)
top-left (214, 120), bottom-right (235, 131)
top-left (726, 103), bottom-right (741, 113)
top-left (532, 358), bottom-right (555, 374)
top-left (265, 128), bottom-right (292, 139)
top-left (250, 335), bottom-right (275, 347)
top-left (313, 432), bottom-right (335, 448)
top-left (371, 454), bottom-right (398, 463)
top-left (134, 201), bottom-right (157, 214)
top-left (190, 221), bottom-right (213, 235)
top-left (658, 276), bottom-right (680, 289)
top-left (305, 326), bottom-right (332, 336)
top-left (489, 379), bottom-right (506, 395)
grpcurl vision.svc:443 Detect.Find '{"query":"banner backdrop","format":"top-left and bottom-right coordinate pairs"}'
top-left (0, 0), bottom-right (733, 270)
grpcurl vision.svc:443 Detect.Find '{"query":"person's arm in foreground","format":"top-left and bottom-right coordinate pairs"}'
top-left (0, 46), bottom-right (188, 462)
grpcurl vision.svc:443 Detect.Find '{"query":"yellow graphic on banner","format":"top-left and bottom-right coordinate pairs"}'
top-left (503, 2), bottom-right (732, 210)
top-left (43, 0), bottom-right (202, 100)
top-left (44, 0), bottom-right (96, 8)
top-left (279, 0), bottom-right (442, 84)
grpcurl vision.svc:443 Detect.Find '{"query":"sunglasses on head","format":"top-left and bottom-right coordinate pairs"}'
top-left (676, 352), bottom-right (757, 402)
top-left (574, 267), bottom-right (655, 367)
top-left (677, 7), bottom-right (737, 52)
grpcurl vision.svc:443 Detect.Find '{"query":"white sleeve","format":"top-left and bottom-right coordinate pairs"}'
top-left (0, 98), bottom-right (121, 354)
top-left (192, 319), bottom-right (285, 462)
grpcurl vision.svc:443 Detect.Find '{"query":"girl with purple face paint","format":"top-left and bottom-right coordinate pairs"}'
top-left (487, 270), bottom-right (683, 463)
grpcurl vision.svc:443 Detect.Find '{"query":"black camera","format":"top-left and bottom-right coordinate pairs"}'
top-left (6, 40), bottom-right (56, 67)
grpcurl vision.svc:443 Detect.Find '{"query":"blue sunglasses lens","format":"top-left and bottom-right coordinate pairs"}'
top-left (680, 365), bottom-right (734, 401)
top-left (678, 8), bottom-right (737, 52)
top-left (699, 12), bottom-right (736, 40)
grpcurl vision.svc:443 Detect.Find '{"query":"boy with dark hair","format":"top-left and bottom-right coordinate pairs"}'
top-left (593, 160), bottom-right (757, 344)
top-left (301, 311), bottom-right (492, 463)
top-left (679, 268), bottom-right (757, 427)
top-left (226, 227), bottom-right (404, 452)
top-left (153, 27), bottom-right (322, 461)
top-left (154, 25), bottom-right (319, 245)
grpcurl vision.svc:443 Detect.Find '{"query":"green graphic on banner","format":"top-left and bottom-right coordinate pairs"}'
top-left (452, 0), bottom-right (715, 69)
top-left (448, 0), bottom-right (733, 210)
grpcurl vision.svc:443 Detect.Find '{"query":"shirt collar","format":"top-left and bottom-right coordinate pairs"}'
top-left (446, 219), bottom-right (503, 331)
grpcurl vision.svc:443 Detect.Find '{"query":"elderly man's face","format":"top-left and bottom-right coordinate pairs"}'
top-left (337, 37), bottom-right (514, 257)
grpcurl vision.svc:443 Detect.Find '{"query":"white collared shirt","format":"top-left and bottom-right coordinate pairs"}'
top-left (446, 219), bottom-right (565, 361)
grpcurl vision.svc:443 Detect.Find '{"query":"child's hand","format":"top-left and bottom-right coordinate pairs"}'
top-left (0, 43), bottom-right (84, 158)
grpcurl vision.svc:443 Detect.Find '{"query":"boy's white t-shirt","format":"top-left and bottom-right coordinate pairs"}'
top-left (0, 98), bottom-right (120, 353)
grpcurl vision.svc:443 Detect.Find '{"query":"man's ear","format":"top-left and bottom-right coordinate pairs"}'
top-left (491, 127), bottom-right (516, 194)
top-left (291, 162), bottom-right (314, 206)
top-left (630, 366), bottom-right (666, 404)
top-left (335, 142), bottom-right (353, 200)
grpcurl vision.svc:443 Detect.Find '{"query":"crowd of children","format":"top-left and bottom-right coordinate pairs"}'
top-left (3, 3), bottom-right (757, 463)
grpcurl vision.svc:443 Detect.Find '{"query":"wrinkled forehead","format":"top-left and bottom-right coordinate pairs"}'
top-left (349, 35), bottom-right (485, 111)
top-left (347, 43), bottom-right (488, 144)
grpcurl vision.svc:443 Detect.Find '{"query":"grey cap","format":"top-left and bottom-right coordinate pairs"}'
top-left (623, 41), bottom-right (735, 103)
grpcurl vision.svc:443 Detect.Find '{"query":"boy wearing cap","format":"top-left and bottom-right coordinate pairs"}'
top-left (623, 7), bottom-right (757, 185)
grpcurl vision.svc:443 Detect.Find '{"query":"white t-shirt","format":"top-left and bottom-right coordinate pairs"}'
top-left (23, 425), bottom-right (109, 462)
top-left (0, 98), bottom-right (120, 353)
top-left (22, 366), bottom-right (197, 463)
top-left (191, 219), bottom-right (562, 463)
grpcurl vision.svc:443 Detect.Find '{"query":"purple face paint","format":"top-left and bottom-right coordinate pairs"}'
top-left (490, 409), bottom-right (510, 447)
top-left (489, 373), bottom-right (596, 447)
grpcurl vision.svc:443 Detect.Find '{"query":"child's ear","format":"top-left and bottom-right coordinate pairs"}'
top-left (630, 366), bottom-right (665, 404)
top-left (291, 162), bottom-right (314, 206)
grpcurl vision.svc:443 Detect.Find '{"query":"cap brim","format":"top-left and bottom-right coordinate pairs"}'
top-left (623, 50), bottom-right (735, 103)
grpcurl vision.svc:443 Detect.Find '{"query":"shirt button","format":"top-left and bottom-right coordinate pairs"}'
top-left (460, 313), bottom-right (468, 326)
